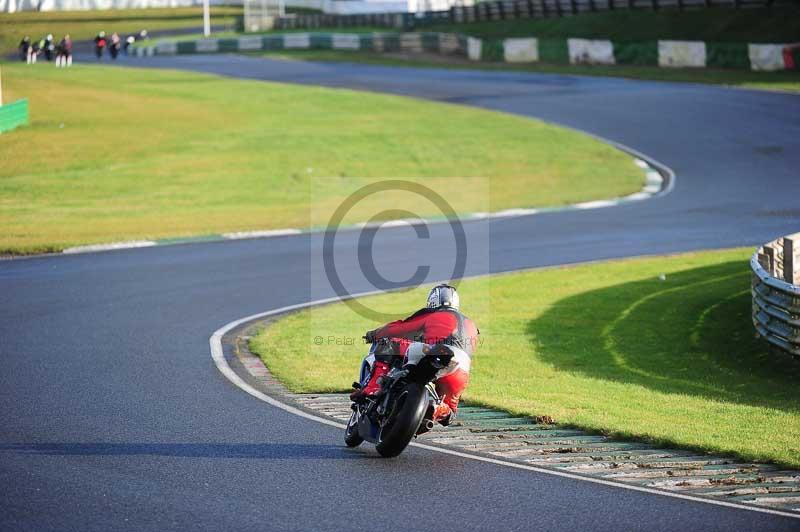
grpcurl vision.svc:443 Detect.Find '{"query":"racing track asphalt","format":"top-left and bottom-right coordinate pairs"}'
top-left (1, 54), bottom-right (799, 531)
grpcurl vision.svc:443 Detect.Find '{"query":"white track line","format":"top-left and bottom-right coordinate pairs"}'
top-left (63, 240), bottom-right (156, 254)
top-left (210, 291), bottom-right (799, 521)
top-left (222, 229), bottom-right (302, 240)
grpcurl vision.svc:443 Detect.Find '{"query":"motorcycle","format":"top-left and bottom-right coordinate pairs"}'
top-left (345, 338), bottom-right (453, 457)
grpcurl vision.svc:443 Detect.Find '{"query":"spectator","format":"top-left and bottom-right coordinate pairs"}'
top-left (109, 32), bottom-right (121, 60)
top-left (42, 34), bottom-right (55, 61)
top-left (56, 34), bottom-right (73, 68)
top-left (94, 31), bottom-right (107, 59)
top-left (29, 38), bottom-right (40, 64)
top-left (19, 36), bottom-right (32, 63)
top-left (124, 35), bottom-right (135, 55)
top-left (139, 29), bottom-right (148, 41)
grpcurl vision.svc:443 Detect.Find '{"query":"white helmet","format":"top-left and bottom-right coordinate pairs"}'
top-left (427, 284), bottom-right (459, 310)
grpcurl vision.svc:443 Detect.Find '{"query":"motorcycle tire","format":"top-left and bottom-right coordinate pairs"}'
top-left (375, 383), bottom-right (428, 458)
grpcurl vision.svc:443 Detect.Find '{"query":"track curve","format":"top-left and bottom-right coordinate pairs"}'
top-left (1, 55), bottom-right (799, 531)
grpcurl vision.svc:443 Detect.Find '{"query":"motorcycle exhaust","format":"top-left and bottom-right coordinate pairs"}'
top-left (423, 419), bottom-right (434, 431)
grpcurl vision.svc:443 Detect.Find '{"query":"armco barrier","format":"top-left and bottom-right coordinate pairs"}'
top-left (0, 99), bottom-right (29, 134)
top-left (751, 233), bottom-right (800, 358)
top-left (140, 33), bottom-right (798, 72)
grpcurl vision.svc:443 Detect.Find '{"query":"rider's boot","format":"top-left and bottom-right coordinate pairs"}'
top-left (433, 403), bottom-right (453, 426)
top-left (349, 361), bottom-right (391, 402)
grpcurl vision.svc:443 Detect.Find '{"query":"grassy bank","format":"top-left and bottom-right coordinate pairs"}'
top-left (256, 49), bottom-right (800, 93)
top-left (263, 6), bottom-right (800, 42)
top-left (251, 248), bottom-right (800, 467)
top-left (1, 7), bottom-right (243, 57)
top-left (423, 7), bottom-right (800, 42)
top-left (0, 63), bottom-right (642, 254)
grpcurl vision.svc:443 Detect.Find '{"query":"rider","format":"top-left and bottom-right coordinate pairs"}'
top-left (350, 284), bottom-right (479, 425)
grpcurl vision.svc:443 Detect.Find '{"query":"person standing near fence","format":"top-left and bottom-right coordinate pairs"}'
top-left (56, 35), bottom-right (73, 68)
top-left (94, 31), bottom-right (107, 59)
top-left (109, 33), bottom-right (121, 60)
top-left (19, 36), bottom-right (33, 64)
top-left (124, 35), bottom-right (135, 55)
top-left (42, 34), bottom-right (55, 61)
top-left (29, 38), bottom-right (40, 64)
top-left (19, 35), bottom-right (39, 65)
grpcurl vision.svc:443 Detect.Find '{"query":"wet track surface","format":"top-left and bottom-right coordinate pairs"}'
top-left (1, 54), bottom-right (799, 530)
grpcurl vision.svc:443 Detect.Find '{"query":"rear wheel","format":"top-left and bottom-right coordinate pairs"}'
top-left (344, 408), bottom-right (364, 447)
top-left (375, 383), bottom-right (428, 458)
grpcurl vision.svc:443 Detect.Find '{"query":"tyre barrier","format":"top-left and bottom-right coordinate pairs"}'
top-left (136, 33), bottom-right (799, 72)
top-left (751, 233), bottom-right (800, 358)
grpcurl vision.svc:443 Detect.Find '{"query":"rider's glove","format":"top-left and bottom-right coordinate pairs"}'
top-left (373, 337), bottom-right (399, 358)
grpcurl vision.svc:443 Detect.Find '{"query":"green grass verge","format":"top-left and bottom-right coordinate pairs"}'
top-left (250, 248), bottom-right (800, 468)
top-left (423, 7), bottom-right (800, 43)
top-left (1, 7), bottom-right (243, 57)
top-left (255, 50), bottom-right (800, 93)
top-left (0, 63), bottom-right (642, 255)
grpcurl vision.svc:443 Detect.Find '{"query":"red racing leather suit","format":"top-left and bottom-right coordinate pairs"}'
top-left (371, 307), bottom-right (479, 413)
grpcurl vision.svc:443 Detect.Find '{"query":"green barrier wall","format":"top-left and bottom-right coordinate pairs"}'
top-left (538, 39), bottom-right (569, 64)
top-left (146, 33), bottom-right (789, 72)
top-left (176, 41), bottom-right (196, 54)
top-left (480, 39), bottom-right (504, 62)
top-left (0, 99), bottom-right (29, 134)
top-left (218, 38), bottom-right (239, 53)
top-left (613, 41), bottom-right (658, 66)
top-left (359, 34), bottom-right (374, 50)
top-left (381, 34), bottom-right (401, 52)
top-left (789, 47), bottom-right (800, 69)
top-left (310, 34), bottom-right (332, 49)
top-left (707, 42), bottom-right (750, 69)
top-left (262, 36), bottom-right (284, 50)
top-left (421, 32), bottom-right (440, 53)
